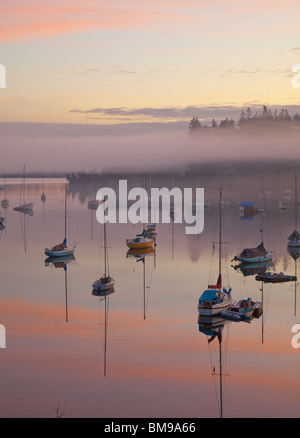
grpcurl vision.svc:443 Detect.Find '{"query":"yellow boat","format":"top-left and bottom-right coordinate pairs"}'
top-left (126, 246), bottom-right (155, 258)
top-left (126, 236), bottom-right (154, 249)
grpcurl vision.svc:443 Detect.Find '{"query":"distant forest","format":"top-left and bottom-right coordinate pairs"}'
top-left (188, 105), bottom-right (300, 134)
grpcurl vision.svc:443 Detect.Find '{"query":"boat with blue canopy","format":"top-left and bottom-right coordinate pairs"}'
top-left (198, 189), bottom-right (233, 316)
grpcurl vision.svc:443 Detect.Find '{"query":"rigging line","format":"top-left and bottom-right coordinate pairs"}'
top-left (208, 341), bottom-right (220, 414)
top-left (208, 243), bottom-right (216, 284)
top-left (145, 260), bottom-right (154, 313)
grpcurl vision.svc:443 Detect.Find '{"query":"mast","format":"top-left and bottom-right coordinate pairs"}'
top-left (143, 257), bottom-right (146, 320)
top-left (261, 281), bottom-right (264, 344)
top-left (104, 221), bottom-right (107, 277)
top-left (261, 177), bottom-right (265, 244)
top-left (219, 188), bottom-right (222, 284)
top-left (65, 265), bottom-right (68, 323)
top-left (104, 294), bottom-right (108, 376)
top-left (64, 184), bottom-right (67, 242)
top-left (295, 173), bottom-right (298, 231)
top-left (295, 258), bottom-right (297, 316)
top-left (219, 334), bottom-right (223, 418)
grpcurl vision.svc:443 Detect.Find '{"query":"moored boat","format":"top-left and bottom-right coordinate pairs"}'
top-left (255, 272), bottom-right (297, 283)
top-left (126, 236), bottom-right (154, 250)
top-left (198, 189), bottom-right (233, 317)
top-left (287, 173), bottom-right (300, 247)
top-left (44, 184), bottom-right (76, 258)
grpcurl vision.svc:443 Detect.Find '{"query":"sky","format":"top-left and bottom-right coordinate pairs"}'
top-left (0, 0), bottom-right (300, 173)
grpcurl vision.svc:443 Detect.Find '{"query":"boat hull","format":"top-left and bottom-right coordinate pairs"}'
top-left (235, 253), bottom-right (273, 264)
top-left (92, 281), bottom-right (114, 292)
top-left (255, 274), bottom-right (296, 283)
top-left (126, 239), bottom-right (153, 249)
top-left (287, 240), bottom-right (300, 247)
top-left (44, 247), bottom-right (75, 257)
top-left (92, 277), bottom-right (114, 291)
top-left (198, 299), bottom-right (232, 316)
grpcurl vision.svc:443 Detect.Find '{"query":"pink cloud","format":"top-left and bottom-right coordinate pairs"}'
top-left (0, 1), bottom-right (180, 43)
top-left (0, 0), bottom-right (299, 43)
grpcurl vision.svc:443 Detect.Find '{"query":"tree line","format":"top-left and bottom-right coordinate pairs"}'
top-left (188, 105), bottom-right (300, 134)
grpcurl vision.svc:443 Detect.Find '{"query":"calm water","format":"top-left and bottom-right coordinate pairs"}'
top-left (0, 168), bottom-right (300, 418)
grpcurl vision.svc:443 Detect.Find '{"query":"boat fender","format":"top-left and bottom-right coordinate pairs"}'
top-left (204, 300), bottom-right (212, 309)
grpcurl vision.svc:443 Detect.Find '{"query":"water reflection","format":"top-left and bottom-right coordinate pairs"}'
top-left (92, 287), bottom-right (115, 377)
top-left (287, 246), bottom-right (300, 316)
top-left (198, 302), bottom-right (264, 417)
top-left (1, 168), bottom-right (300, 417)
top-left (126, 246), bottom-right (155, 320)
top-left (44, 254), bottom-right (76, 322)
top-left (198, 316), bottom-right (229, 418)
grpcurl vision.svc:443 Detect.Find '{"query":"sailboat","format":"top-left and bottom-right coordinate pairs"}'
top-left (198, 189), bottom-right (233, 316)
top-left (287, 173), bottom-right (300, 247)
top-left (13, 165), bottom-right (33, 215)
top-left (44, 184), bottom-right (76, 257)
top-left (92, 221), bottom-right (114, 292)
top-left (232, 177), bottom-right (272, 263)
top-left (126, 235), bottom-right (154, 250)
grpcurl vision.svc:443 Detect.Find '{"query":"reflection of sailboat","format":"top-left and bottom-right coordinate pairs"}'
top-left (45, 254), bottom-right (76, 322)
top-left (93, 222), bottom-right (114, 292)
top-left (232, 260), bottom-right (274, 277)
top-left (287, 173), bottom-right (300, 247)
top-left (92, 287), bottom-right (115, 377)
top-left (1, 173), bottom-right (9, 210)
top-left (13, 165), bottom-right (34, 215)
top-left (198, 189), bottom-right (232, 316)
top-left (288, 246), bottom-right (300, 316)
top-left (127, 247), bottom-right (155, 320)
top-left (45, 184), bottom-right (76, 257)
top-left (87, 199), bottom-right (99, 239)
top-left (233, 178), bottom-right (272, 263)
top-left (87, 199), bottom-right (99, 210)
top-left (198, 315), bottom-right (229, 418)
top-left (41, 178), bottom-right (46, 203)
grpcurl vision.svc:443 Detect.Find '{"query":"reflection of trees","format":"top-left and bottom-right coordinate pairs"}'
top-left (187, 233), bottom-right (202, 263)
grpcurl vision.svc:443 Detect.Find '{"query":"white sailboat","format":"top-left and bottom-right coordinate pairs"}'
top-left (44, 184), bottom-right (76, 257)
top-left (287, 173), bottom-right (300, 247)
top-left (198, 189), bottom-right (233, 316)
top-left (92, 221), bottom-right (114, 292)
